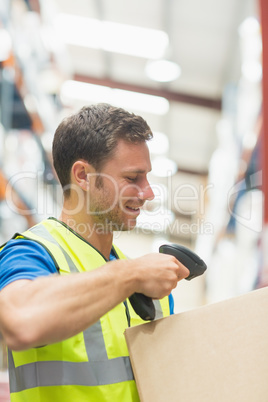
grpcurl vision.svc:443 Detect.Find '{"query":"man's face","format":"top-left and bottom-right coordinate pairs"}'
top-left (87, 139), bottom-right (154, 231)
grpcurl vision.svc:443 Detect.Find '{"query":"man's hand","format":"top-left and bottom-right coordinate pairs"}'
top-left (128, 253), bottom-right (190, 299)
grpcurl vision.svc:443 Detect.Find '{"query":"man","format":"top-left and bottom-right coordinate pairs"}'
top-left (0, 104), bottom-right (189, 401)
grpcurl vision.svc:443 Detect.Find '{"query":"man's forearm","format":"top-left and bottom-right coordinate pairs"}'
top-left (0, 259), bottom-right (135, 351)
top-left (0, 252), bottom-right (188, 351)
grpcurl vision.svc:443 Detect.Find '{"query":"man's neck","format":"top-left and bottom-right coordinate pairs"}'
top-left (59, 210), bottom-right (114, 261)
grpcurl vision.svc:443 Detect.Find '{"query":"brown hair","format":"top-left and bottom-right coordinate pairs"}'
top-left (52, 103), bottom-right (153, 196)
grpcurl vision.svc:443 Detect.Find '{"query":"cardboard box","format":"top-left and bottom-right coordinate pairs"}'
top-left (125, 287), bottom-right (268, 402)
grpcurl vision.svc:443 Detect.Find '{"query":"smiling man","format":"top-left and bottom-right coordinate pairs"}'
top-left (64, 139), bottom-right (155, 243)
top-left (0, 104), bottom-right (189, 402)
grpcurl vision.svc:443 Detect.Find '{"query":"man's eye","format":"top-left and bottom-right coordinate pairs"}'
top-left (127, 177), bottom-right (137, 182)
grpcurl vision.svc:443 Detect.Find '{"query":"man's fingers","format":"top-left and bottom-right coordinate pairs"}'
top-left (176, 261), bottom-right (190, 280)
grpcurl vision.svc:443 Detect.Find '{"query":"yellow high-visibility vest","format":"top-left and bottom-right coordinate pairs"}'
top-left (7, 218), bottom-right (170, 402)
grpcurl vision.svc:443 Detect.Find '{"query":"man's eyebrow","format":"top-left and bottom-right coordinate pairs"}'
top-left (123, 168), bottom-right (152, 174)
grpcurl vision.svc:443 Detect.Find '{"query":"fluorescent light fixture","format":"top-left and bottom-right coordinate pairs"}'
top-left (54, 13), bottom-right (169, 59)
top-left (60, 80), bottom-right (169, 115)
top-left (238, 16), bottom-right (262, 83)
top-left (238, 17), bottom-right (260, 38)
top-left (145, 59), bottom-right (181, 82)
top-left (241, 60), bottom-right (262, 82)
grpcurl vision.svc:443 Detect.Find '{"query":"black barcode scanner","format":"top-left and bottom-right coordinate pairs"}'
top-left (128, 244), bottom-right (207, 321)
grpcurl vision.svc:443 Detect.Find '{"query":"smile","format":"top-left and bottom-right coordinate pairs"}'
top-left (125, 206), bottom-right (141, 215)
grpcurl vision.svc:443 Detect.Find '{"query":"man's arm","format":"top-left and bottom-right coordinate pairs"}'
top-left (0, 253), bottom-right (189, 351)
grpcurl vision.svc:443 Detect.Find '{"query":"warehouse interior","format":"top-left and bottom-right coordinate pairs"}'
top-left (0, 0), bottom-right (265, 392)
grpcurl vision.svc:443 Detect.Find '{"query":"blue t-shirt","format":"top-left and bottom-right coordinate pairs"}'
top-left (0, 239), bottom-right (57, 288)
top-left (0, 239), bottom-right (174, 314)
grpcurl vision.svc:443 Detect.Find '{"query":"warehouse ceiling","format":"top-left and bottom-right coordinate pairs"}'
top-left (51, 0), bottom-right (243, 99)
top-left (1, 0), bottom-right (261, 241)
top-left (4, 0), bottom-right (259, 172)
top-left (38, 0), bottom-right (258, 173)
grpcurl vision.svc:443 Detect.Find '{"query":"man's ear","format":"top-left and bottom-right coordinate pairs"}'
top-left (71, 160), bottom-right (95, 191)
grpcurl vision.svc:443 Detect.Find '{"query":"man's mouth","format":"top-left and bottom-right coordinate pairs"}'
top-left (125, 206), bottom-right (141, 215)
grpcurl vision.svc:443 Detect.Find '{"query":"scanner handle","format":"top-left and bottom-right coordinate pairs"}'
top-left (129, 244), bottom-right (207, 321)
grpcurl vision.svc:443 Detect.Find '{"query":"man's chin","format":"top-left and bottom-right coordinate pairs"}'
top-left (116, 218), bottom-right (137, 232)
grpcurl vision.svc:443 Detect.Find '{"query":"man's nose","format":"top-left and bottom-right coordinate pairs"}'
top-left (138, 184), bottom-right (155, 201)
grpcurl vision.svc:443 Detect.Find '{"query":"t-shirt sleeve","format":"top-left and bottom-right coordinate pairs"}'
top-left (0, 239), bottom-right (57, 290)
top-left (168, 293), bottom-right (174, 315)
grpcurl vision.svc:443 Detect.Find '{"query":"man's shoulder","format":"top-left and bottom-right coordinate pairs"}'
top-left (0, 237), bottom-right (57, 290)
top-left (0, 237), bottom-right (55, 266)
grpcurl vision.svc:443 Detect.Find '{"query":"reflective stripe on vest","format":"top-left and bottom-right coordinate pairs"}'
top-left (26, 223), bottom-right (79, 273)
top-left (7, 218), bottom-right (170, 401)
top-left (8, 350), bottom-right (133, 392)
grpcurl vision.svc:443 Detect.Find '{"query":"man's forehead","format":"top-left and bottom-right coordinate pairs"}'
top-left (122, 167), bottom-right (152, 174)
top-left (111, 140), bottom-right (152, 167)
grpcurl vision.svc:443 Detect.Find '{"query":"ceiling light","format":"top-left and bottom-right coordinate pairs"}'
top-left (145, 59), bottom-right (181, 82)
top-left (60, 80), bottom-right (169, 115)
top-left (241, 61), bottom-right (262, 82)
top-left (54, 13), bottom-right (169, 59)
top-left (238, 17), bottom-right (260, 38)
